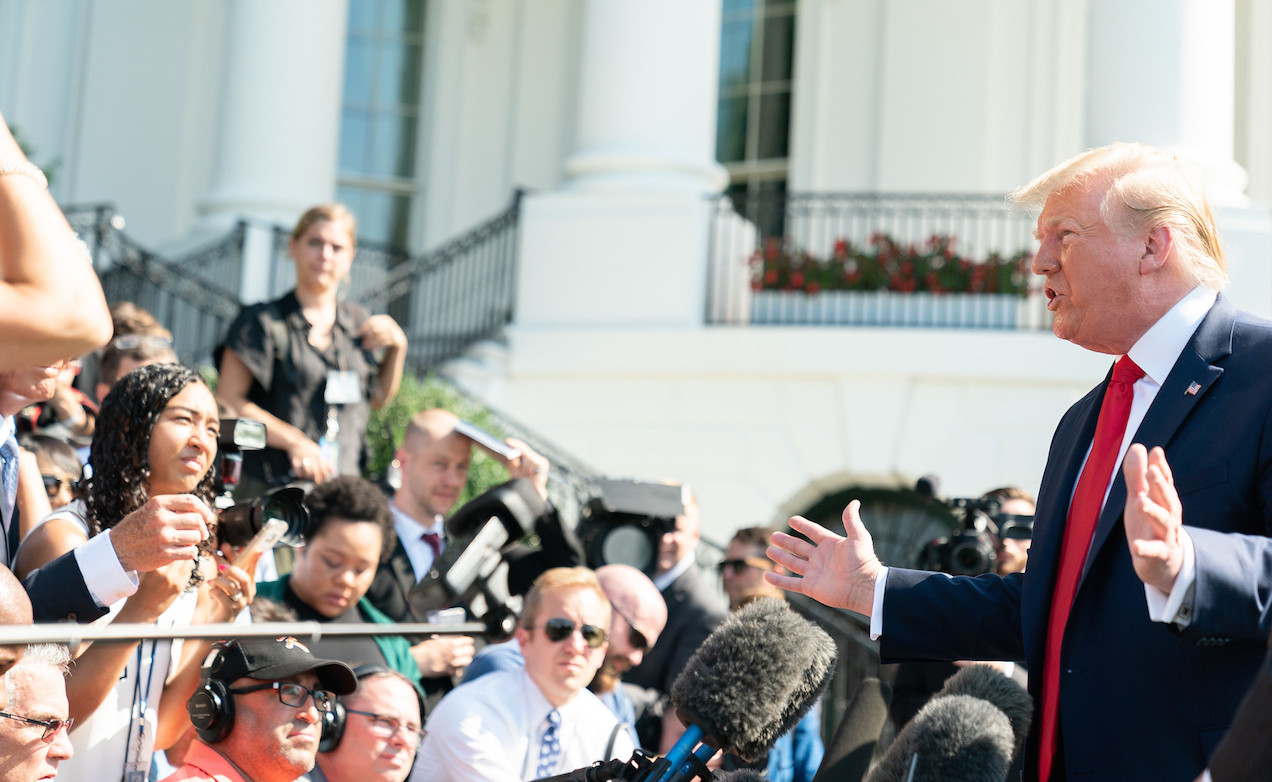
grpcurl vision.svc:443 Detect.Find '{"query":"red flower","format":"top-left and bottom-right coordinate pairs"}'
top-left (790, 271), bottom-right (805, 287)
top-left (806, 282), bottom-right (821, 294)
top-left (763, 269), bottom-right (779, 284)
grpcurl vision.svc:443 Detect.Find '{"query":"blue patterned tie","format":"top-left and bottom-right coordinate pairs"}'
top-left (0, 435), bottom-right (18, 566)
top-left (536, 709), bottom-right (562, 777)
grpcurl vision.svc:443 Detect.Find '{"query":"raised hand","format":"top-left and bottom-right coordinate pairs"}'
top-left (765, 500), bottom-right (883, 615)
top-left (110, 494), bottom-right (214, 573)
top-left (1123, 443), bottom-right (1188, 594)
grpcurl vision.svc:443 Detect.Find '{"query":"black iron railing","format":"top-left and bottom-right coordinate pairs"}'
top-left (708, 191), bottom-right (1050, 329)
top-left (265, 192), bottom-right (524, 375)
top-left (64, 205), bottom-right (244, 368)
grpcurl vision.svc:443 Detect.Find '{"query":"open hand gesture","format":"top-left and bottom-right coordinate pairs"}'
top-left (765, 500), bottom-right (883, 616)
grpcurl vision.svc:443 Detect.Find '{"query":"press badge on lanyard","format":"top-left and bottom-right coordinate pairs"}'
top-left (325, 369), bottom-right (361, 405)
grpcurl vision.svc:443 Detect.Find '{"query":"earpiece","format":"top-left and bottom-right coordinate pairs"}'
top-left (188, 643), bottom-right (236, 744)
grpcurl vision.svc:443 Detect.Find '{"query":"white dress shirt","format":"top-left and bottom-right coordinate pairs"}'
top-left (871, 285), bottom-right (1217, 638)
top-left (390, 501), bottom-right (447, 581)
top-left (412, 666), bottom-right (634, 782)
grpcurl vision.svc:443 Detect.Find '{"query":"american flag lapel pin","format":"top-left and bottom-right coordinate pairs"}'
top-left (1186, 381), bottom-right (1201, 396)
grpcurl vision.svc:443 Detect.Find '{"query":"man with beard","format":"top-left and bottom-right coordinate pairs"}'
top-left (163, 637), bottom-right (356, 782)
top-left (413, 568), bottom-right (633, 781)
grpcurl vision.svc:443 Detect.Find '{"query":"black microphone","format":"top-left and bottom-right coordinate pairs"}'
top-left (810, 676), bottom-right (892, 782)
top-left (864, 665), bottom-right (1031, 782)
top-left (642, 598), bottom-right (836, 781)
top-left (407, 478), bottom-right (546, 631)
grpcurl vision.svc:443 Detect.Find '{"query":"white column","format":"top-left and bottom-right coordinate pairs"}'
top-left (563, 0), bottom-right (727, 193)
top-left (197, 0), bottom-right (348, 302)
top-left (516, 0), bottom-right (727, 329)
top-left (1086, 0), bottom-right (1247, 205)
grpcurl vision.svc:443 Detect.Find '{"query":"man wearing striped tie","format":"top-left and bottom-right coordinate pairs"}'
top-left (413, 567), bottom-right (633, 782)
top-left (767, 143), bottom-right (1272, 781)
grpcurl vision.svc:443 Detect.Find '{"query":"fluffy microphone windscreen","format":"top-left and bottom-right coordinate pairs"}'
top-left (865, 695), bottom-right (1013, 782)
top-left (670, 598), bottom-right (837, 762)
top-left (711, 772), bottom-right (768, 782)
top-left (935, 665), bottom-right (1032, 761)
top-left (445, 477), bottom-right (546, 543)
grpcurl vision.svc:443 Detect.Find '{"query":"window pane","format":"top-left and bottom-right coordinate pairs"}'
top-left (760, 13), bottom-right (794, 83)
top-left (344, 38), bottom-right (373, 106)
top-left (397, 43), bottom-right (423, 104)
top-left (723, 0), bottom-right (756, 18)
top-left (347, 188), bottom-right (411, 247)
top-left (339, 109), bottom-right (371, 173)
top-left (381, 0), bottom-right (425, 36)
top-left (716, 97), bottom-right (749, 163)
top-left (348, 0), bottom-right (376, 34)
top-left (756, 91), bottom-right (790, 160)
top-left (370, 113), bottom-right (418, 178)
top-left (719, 18), bottom-right (753, 88)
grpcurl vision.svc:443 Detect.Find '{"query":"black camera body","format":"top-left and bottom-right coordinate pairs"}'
top-left (213, 418), bottom-right (310, 549)
top-left (917, 495), bottom-right (1002, 576)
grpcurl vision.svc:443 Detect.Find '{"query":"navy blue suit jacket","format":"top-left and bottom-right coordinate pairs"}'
top-left (879, 296), bottom-right (1272, 781)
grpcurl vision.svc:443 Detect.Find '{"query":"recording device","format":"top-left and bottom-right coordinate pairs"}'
top-left (864, 665), bottom-right (1032, 782)
top-left (575, 480), bottom-right (687, 575)
top-left (914, 476), bottom-right (1033, 576)
top-left (406, 477), bottom-right (546, 638)
top-left (529, 599), bottom-right (837, 782)
top-left (213, 417), bottom-right (311, 549)
top-left (231, 518), bottom-right (289, 568)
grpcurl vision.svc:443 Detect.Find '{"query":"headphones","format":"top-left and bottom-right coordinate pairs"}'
top-left (318, 665), bottom-right (428, 753)
top-left (187, 643), bottom-right (237, 744)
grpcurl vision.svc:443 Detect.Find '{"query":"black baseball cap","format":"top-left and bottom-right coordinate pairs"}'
top-left (206, 637), bottom-right (357, 695)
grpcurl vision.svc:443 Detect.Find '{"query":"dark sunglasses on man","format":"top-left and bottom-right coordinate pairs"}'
top-left (535, 617), bottom-right (609, 649)
top-left (610, 606), bottom-right (649, 652)
top-left (716, 556), bottom-right (775, 576)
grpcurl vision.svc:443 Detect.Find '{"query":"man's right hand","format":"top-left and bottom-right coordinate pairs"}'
top-left (110, 494), bottom-right (213, 573)
top-left (766, 500), bottom-right (882, 616)
top-left (410, 635), bottom-right (476, 677)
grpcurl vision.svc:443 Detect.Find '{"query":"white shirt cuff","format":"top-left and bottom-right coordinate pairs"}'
top-left (75, 530), bottom-right (139, 608)
top-left (1144, 529), bottom-right (1196, 626)
top-left (869, 566), bottom-right (889, 640)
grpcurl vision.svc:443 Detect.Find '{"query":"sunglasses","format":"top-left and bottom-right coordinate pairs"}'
top-left (228, 681), bottom-right (335, 713)
top-left (346, 708), bottom-right (426, 747)
top-left (717, 557), bottom-right (774, 576)
top-left (537, 617), bottom-right (609, 649)
top-left (0, 712), bottom-right (74, 742)
top-left (40, 475), bottom-right (72, 499)
top-left (611, 607), bottom-right (649, 652)
top-left (108, 334), bottom-right (173, 352)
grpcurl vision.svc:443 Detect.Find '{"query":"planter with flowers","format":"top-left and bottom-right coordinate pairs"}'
top-left (747, 234), bottom-right (1034, 328)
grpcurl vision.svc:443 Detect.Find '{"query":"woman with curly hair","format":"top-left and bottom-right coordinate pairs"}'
top-left (13, 362), bottom-right (257, 782)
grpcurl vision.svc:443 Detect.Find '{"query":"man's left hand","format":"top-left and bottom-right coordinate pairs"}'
top-left (504, 437), bottom-right (549, 499)
top-left (1123, 443), bottom-right (1187, 593)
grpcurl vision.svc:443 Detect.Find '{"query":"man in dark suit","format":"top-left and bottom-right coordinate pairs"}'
top-left (624, 486), bottom-right (726, 753)
top-left (364, 408), bottom-right (550, 695)
top-left (768, 143), bottom-right (1272, 781)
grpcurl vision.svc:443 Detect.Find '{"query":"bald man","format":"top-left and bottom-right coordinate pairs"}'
top-left (0, 568), bottom-right (33, 710)
top-left (364, 408), bottom-right (555, 703)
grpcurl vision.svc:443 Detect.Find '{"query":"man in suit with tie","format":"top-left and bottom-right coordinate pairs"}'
top-left (365, 408), bottom-right (550, 693)
top-left (767, 142), bottom-right (1272, 781)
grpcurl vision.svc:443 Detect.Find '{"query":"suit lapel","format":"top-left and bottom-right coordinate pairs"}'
top-left (1078, 297), bottom-right (1234, 586)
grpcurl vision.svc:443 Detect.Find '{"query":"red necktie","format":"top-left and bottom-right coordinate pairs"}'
top-left (1039, 356), bottom-right (1145, 781)
top-left (421, 531), bottom-right (442, 562)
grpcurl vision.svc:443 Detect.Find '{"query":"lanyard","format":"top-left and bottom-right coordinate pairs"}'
top-left (124, 638), bottom-right (160, 782)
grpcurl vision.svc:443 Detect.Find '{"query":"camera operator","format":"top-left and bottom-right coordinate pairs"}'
top-left (365, 409), bottom-right (559, 700)
top-left (889, 484), bottom-right (1034, 782)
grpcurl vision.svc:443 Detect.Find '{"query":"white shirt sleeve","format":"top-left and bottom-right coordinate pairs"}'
top-left (869, 566), bottom-right (889, 640)
top-left (74, 529), bottom-right (139, 608)
top-left (1144, 529), bottom-right (1196, 627)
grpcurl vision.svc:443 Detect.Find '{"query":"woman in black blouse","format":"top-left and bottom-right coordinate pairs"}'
top-left (216, 204), bottom-right (406, 491)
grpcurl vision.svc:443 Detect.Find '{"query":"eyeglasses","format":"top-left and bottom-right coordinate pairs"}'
top-left (228, 681), bottom-right (335, 713)
top-left (40, 475), bottom-right (70, 499)
top-left (611, 608), bottom-right (648, 652)
top-left (346, 708), bottom-right (426, 747)
top-left (537, 617), bottom-right (608, 649)
top-left (108, 334), bottom-right (173, 352)
top-left (717, 557), bottom-right (774, 576)
top-left (0, 712), bottom-right (74, 742)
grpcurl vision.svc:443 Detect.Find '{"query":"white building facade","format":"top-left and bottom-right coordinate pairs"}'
top-left (3, 0), bottom-right (1271, 547)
